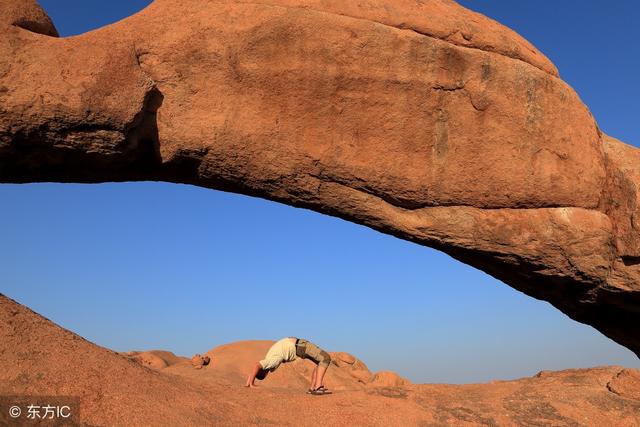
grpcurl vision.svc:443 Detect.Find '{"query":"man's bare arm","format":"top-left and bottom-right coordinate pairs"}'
top-left (245, 362), bottom-right (262, 387)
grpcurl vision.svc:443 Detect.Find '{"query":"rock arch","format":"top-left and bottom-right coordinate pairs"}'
top-left (1, 0), bottom-right (638, 357)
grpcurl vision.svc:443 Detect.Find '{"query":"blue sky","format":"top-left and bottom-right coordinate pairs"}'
top-left (1, 1), bottom-right (638, 384)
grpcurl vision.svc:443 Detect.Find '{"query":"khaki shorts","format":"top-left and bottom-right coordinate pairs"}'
top-left (295, 339), bottom-right (331, 367)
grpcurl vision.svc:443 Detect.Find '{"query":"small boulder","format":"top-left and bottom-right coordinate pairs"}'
top-left (330, 352), bottom-right (356, 367)
top-left (191, 354), bottom-right (211, 370)
top-left (369, 371), bottom-right (411, 387)
top-left (130, 352), bottom-right (168, 370)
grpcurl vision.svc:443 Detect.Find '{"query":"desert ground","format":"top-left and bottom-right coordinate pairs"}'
top-left (2, 293), bottom-right (639, 426)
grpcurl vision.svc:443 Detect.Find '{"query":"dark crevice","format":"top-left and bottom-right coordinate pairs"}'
top-left (621, 256), bottom-right (640, 266)
top-left (122, 87), bottom-right (164, 176)
top-left (432, 82), bottom-right (466, 92)
top-left (12, 20), bottom-right (59, 37)
top-left (605, 369), bottom-right (625, 396)
top-left (159, 148), bottom-right (210, 184)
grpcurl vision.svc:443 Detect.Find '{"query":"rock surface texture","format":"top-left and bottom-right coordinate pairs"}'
top-left (1, 1), bottom-right (639, 356)
top-left (2, 294), bottom-right (640, 426)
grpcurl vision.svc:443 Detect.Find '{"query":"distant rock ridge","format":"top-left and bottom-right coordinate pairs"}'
top-left (1, 0), bottom-right (640, 357)
top-left (124, 340), bottom-right (411, 388)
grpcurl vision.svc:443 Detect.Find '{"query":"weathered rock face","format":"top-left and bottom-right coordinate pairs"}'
top-left (0, 1), bottom-right (638, 356)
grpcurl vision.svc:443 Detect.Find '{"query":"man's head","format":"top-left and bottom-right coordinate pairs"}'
top-left (256, 368), bottom-right (269, 381)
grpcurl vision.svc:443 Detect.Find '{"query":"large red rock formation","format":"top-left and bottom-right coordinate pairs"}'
top-left (1, 1), bottom-right (639, 357)
top-left (2, 294), bottom-right (640, 426)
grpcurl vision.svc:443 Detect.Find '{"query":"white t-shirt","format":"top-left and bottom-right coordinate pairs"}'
top-left (259, 337), bottom-right (297, 371)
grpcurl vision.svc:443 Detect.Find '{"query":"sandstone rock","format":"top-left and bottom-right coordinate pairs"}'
top-left (0, 0), bottom-right (58, 37)
top-left (129, 352), bottom-right (168, 370)
top-left (369, 371), bottom-right (411, 387)
top-left (0, 0), bottom-right (639, 356)
top-left (330, 351), bottom-right (356, 366)
top-left (122, 350), bottom-right (190, 370)
top-left (191, 354), bottom-right (211, 369)
top-left (2, 294), bottom-right (640, 426)
top-left (348, 359), bottom-right (375, 384)
top-left (327, 351), bottom-right (375, 384)
top-left (205, 340), bottom-right (370, 390)
top-left (607, 369), bottom-right (640, 401)
top-left (0, 294), bottom-right (235, 426)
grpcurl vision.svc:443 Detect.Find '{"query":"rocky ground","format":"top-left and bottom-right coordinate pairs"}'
top-left (1, 293), bottom-right (639, 426)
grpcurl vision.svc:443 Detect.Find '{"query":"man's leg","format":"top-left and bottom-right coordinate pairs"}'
top-left (313, 363), bottom-right (329, 390)
top-left (302, 341), bottom-right (332, 391)
top-left (310, 364), bottom-right (318, 389)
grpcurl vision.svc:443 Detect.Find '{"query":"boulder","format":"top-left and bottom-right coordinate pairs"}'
top-left (122, 350), bottom-right (190, 370)
top-left (330, 351), bottom-right (356, 366)
top-left (191, 354), bottom-right (211, 369)
top-left (368, 371), bottom-right (411, 387)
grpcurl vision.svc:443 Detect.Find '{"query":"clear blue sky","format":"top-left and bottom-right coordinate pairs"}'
top-left (1, 1), bottom-right (638, 384)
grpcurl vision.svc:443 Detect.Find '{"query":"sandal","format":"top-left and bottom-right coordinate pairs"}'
top-left (306, 388), bottom-right (332, 395)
